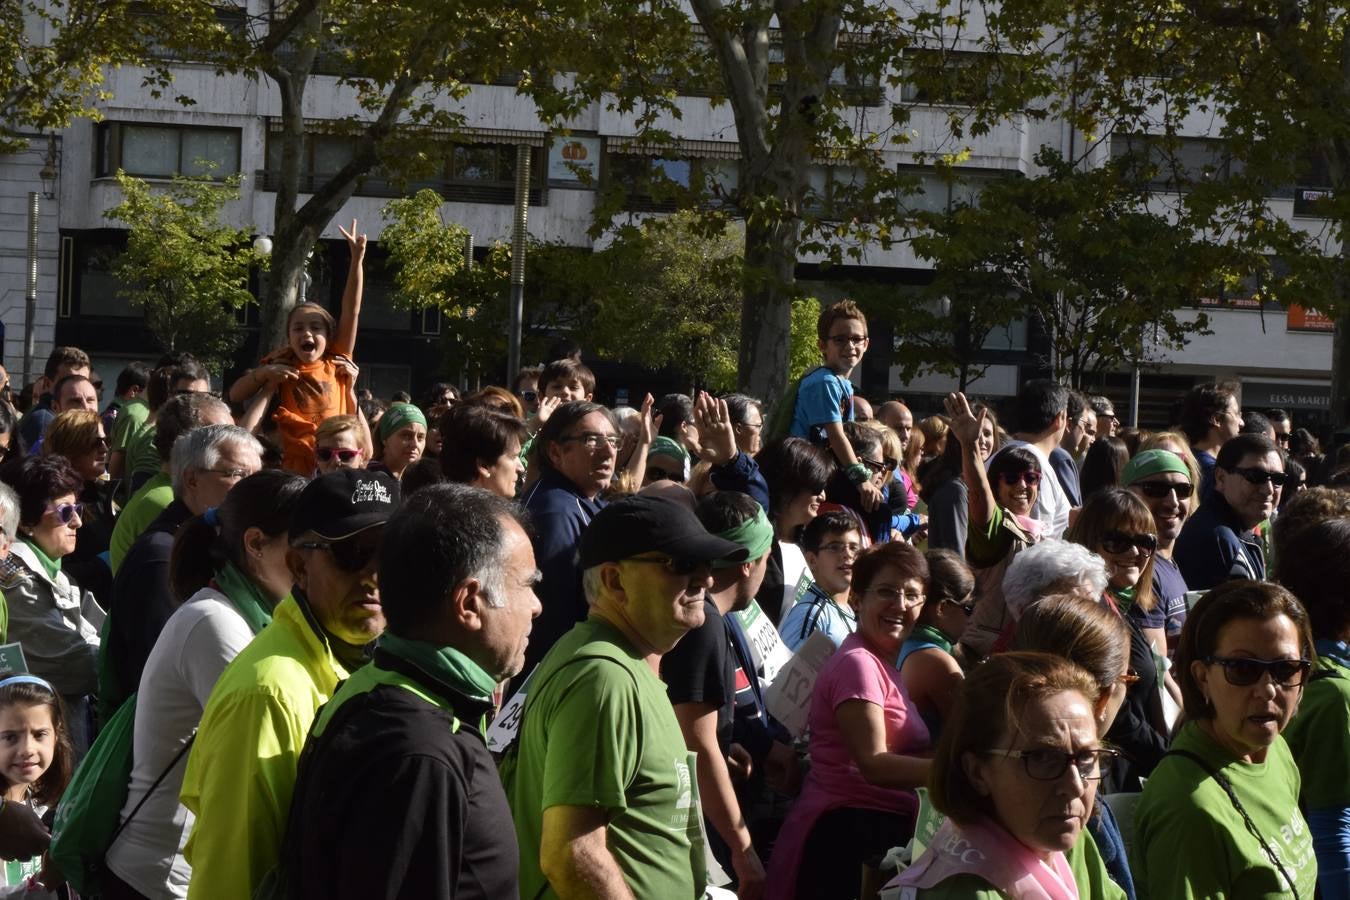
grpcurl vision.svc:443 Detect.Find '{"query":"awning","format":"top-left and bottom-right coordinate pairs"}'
top-left (607, 137), bottom-right (741, 159)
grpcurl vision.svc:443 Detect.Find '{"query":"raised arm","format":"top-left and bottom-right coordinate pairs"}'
top-left (945, 392), bottom-right (997, 532)
top-left (333, 218), bottom-right (366, 357)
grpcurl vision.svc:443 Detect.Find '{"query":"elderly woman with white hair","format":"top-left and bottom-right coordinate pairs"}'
top-left (1002, 538), bottom-right (1110, 624)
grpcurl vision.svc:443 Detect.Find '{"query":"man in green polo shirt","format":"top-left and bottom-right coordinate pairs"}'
top-left (508, 495), bottom-right (748, 899)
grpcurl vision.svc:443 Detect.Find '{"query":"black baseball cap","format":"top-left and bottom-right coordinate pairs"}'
top-left (289, 469), bottom-right (400, 541)
top-left (579, 495), bottom-right (749, 569)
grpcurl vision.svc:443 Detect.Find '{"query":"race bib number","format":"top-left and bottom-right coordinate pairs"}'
top-left (733, 601), bottom-right (793, 684)
top-left (485, 670), bottom-right (533, 754)
top-left (763, 631), bottom-right (837, 737)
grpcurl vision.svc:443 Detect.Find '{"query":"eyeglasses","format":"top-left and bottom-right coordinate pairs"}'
top-left (205, 467), bottom-right (252, 481)
top-left (1100, 530), bottom-right (1158, 555)
top-left (827, 335), bottom-right (868, 347)
top-left (998, 470), bottom-right (1042, 488)
top-left (736, 421), bottom-right (764, 433)
top-left (560, 433), bottom-right (620, 451)
top-left (1134, 480), bottom-right (1194, 499)
top-left (939, 591), bottom-right (976, 616)
top-left (985, 747), bottom-right (1120, 781)
top-left (818, 541), bottom-right (862, 556)
top-left (46, 502), bottom-right (84, 525)
top-left (867, 586), bottom-right (925, 606)
top-left (883, 457), bottom-right (900, 471)
top-left (624, 555), bottom-right (708, 577)
top-left (316, 447), bottom-right (362, 464)
top-left (295, 534), bottom-right (383, 572)
top-left (1206, 655), bottom-right (1312, 688)
top-left (1227, 467), bottom-right (1289, 487)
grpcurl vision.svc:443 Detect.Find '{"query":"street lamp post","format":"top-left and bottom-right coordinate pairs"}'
top-left (507, 145), bottom-right (531, 380)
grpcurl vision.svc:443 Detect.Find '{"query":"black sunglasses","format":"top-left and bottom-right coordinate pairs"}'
top-left (1100, 530), bottom-right (1158, 555)
top-left (295, 534), bottom-right (382, 572)
top-left (1228, 467), bottom-right (1290, 487)
top-left (1207, 656), bottom-right (1311, 688)
top-left (1135, 480), bottom-right (1194, 499)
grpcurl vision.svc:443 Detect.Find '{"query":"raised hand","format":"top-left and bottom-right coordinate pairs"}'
top-left (944, 391), bottom-right (986, 453)
top-left (694, 390), bottom-right (737, 465)
top-left (636, 393), bottom-right (659, 446)
top-left (337, 218), bottom-right (367, 261)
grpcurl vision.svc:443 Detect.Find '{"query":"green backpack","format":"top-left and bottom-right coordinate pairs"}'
top-left (764, 366), bottom-right (823, 443)
top-left (48, 695), bottom-right (194, 895)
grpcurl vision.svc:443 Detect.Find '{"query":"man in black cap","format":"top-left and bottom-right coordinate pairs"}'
top-left (508, 495), bottom-right (748, 900)
top-left (180, 469), bottom-right (400, 900)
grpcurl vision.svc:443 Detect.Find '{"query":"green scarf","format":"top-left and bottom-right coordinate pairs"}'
top-left (22, 540), bottom-right (60, 580)
top-left (1108, 584), bottom-right (1137, 615)
top-left (378, 632), bottom-right (498, 707)
top-left (910, 622), bottom-right (954, 655)
top-left (212, 562), bottom-right (277, 636)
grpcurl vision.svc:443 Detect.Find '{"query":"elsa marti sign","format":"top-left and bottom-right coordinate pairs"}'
top-left (548, 136), bottom-right (601, 185)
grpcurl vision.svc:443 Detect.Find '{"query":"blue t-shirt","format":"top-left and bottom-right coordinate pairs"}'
top-left (790, 367), bottom-right (854, 447)
top-left (1151, 555), bottom-right (1189, 639)
top-left (779, 582), bottom-right (856, 651)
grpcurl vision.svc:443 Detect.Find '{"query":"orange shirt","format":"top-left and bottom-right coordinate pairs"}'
top-left (267, 354), bottom-right (354, 474)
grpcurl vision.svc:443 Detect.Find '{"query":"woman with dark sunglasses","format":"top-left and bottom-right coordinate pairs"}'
top-left (945, 393), bottom-right (1045, 663)
top-left (899, 549), bottom-right (975, 734)
top-left (0, 454), bottom-right (104, 755)
top-left (1134, 580), bottom-right (1318, 899)
top-left (1066, 487), bottom-right (1170, 793)
top-left (43, 410), bottom-right (118, 609)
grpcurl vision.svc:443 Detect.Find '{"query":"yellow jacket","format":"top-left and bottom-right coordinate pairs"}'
top-left (179, 594), bottom-right (350, 899)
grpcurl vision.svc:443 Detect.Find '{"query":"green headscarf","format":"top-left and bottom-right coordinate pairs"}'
top-left (714, 505), bottom-right (774, 568)
top-left (379, 402), bottom-right (428, 442)
top-left (649, 436), bottom-right (690, 463)
top-left (1121, 449), bottom-right (1191, 486)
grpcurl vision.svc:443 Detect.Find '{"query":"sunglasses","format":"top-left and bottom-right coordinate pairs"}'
top-left (998, 470), bottom-right (1042, 488)
top-left (1100, 530), bottom-right (1158, 555)
top-left (625, 554), bottom-right (707, 576)
top-left (860, 458), bottom-right (888, 476)
top-left (985, 747), bottom-right (1121, 782)
top-left (46, 502), bottom-right (85, 525)
top-left (295, 534), bottom-right (382, 572)
top-left (1135, 480), bottom-right (1193, 499)
top-left (940, 591), bottom-right (976, 616)
top-left (1207, 655), bottom-right (1311, 688)
top-left (1227, 467), bottom-right (1290, 487)
top-left (646, 466), bottom-right (687, 484)
top-left (521, 390), bottom-right (538, 402)
top-left (316, 447), bottom-right (362, 464)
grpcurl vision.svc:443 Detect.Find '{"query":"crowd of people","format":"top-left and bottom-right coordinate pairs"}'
top-left (0, 240), bottom-right (1338, 900)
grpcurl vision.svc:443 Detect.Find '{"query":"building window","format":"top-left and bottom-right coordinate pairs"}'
top-left (1110, 135), bottom-right (1242, 191)
top-left (96, 122), bottom-right (242, 178)
top-left (608, 154), bottom-right (698, 212)
top-left (901, 166), bottom-right (1009, 214)
top-left (899, 50), bottom-right (1004, 106)
top-left (260, 133), bottom-right (543, 203)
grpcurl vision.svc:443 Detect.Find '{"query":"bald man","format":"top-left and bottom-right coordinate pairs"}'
top-left (877, 401), bottom-right (913, 452)
top-left (853, 396), bottom-right (874, 421)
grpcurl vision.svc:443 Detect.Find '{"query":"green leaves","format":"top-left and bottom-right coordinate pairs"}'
top-left (102, 169), bottom-right (261, 370)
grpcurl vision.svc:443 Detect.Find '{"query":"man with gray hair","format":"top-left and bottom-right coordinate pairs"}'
top-left (282, 483), bottom-right (540, 898)
top-left (103, 424), bottom-right (262, 713)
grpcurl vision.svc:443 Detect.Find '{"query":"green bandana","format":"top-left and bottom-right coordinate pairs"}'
top-left (910, 622), bottom-right (955, 655)
top-left (714, 506), bottom-right (774, 568)
top-left (649, 436), bottom-right (690, 463)
top-left (1121, 449), bottom-right (1191, 486)
top-left (1109, 583), bottom-right (1137, 614)
top-left (379, 403), bottom-right (427, 442)
top-left (378, 632), bottom-right (498, 705)
top-left (213, 561), bottom-right (277, 636)
top-left (22, 539), bottom-right (60, 580)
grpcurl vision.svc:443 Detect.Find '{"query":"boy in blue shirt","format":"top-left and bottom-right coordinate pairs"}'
top-left (790, 299), bottom-right (883, 510)
top-left (779, 511), bottom-right (860, 651)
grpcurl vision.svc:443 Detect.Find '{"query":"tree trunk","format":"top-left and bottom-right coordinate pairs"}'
top-left (739, 214), bottom-right (798, 403)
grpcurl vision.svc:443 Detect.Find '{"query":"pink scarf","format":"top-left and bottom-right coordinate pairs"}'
top-left (892, 817), bottom-right (1079, 900)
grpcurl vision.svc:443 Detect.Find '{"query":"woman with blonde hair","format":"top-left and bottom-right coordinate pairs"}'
top-left (313, 414), bottom-right (370, 474)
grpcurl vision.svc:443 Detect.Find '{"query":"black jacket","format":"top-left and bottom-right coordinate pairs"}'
top-left (285, 649), bottom-right (518, 900)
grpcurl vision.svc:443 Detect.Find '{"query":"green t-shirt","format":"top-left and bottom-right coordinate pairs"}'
top-left (124, 420), bottom-right (160, 484)
top-left (507, 617), bottom-right (706, 900)
top-left (1132, 722), bottom-right (1317, 900)
top-left (1284, 655), bottom-right (1350, 809)
top-left (109, 395), bottom-right (150, 452)
top-left (108, 470), bottom-right (173, 574)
